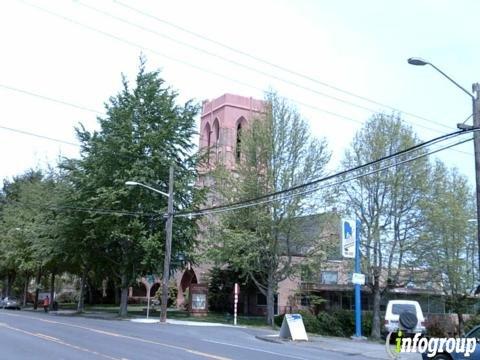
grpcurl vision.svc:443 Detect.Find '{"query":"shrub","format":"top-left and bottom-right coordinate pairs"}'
top-left (56, 291), bottom-right (78, 303)
top-left (316, 311), bottom-right (344, 336)
top-left (298, 310), bottom-right (321, 333)
top-left (154, 281), bottom-right (178, 308)
top-left (427, 320), bottom-right (448, 337)
top-left (464, 314), bottom-right (480, 334)
top-left (274, 314), bottom-right (285, 327)
top-left (362, 311), bottom-right (373, 336)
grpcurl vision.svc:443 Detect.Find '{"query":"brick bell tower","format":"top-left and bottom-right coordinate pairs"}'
top-left (172, 94), bottom-right (265, 309)
top-left (198, 93), bottom-right (265, 177)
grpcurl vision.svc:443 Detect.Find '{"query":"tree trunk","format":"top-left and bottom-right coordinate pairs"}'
top-left (243, 292), bottom-right (249, 315)
top-left (371, 279), bottom-right (382, 339)
top-left (1, 277), bottom-right (6, 297)
top-left (266, 273), bottom-right (275, 328)
top-left (6, 272), bottom-right (15, 297)
top-left (49, 271), bottom-right (55, 310)
top-left (33, 267), bottom-right (41, 310)
top-left (114, 281), bottom-right (120, 306)
top-left (457, 312), bottom-right (465, 336)
top-left (23, 275), bottom-right (29, 307)
top-left (77, 268), bottom-right (87, 312)
top-left (119, 274), bottom-right (129, 317)
top-left (87, 281), bottom-right (93, 305)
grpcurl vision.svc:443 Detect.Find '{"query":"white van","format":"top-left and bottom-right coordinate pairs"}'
top-left (384, 300), bottom-right (426, 335)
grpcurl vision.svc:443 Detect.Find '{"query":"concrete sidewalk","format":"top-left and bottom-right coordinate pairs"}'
top-left (255, 333), bottom-right (421, 359)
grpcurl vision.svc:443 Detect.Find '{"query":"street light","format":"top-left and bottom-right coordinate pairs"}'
top-left (408, 57), bottom-right (480, 288)
top-left (126, 165), bottom-right (174, 322)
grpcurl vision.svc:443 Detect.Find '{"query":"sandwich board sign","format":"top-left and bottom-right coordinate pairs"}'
top-left (279, 314), bottom-right (308, 341)
top-left (341, 218), bottom-right (356, 258)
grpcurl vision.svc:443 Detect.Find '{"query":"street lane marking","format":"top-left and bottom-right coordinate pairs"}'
top-left (35, 333), bottom-right (60, 341)
top-left (92, 329), bottom-right (122, 337)
top-left (0, 312), bottom-right (231, 360)
top-left (0, 323), bottom-right (123, 360)
top-left (203, 339), bottom-right (309, 360)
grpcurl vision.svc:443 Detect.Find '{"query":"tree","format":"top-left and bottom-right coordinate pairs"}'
top-left (417, 161), bottom-right (475, 335)
top-left (62, 58), bottom-right (202, 316)
top-left (0, 169), bottom-right (67, 307)
top-left (339, 113), bottom-right (429, 339)
top-left (207, 92), bottom-right (330, 326)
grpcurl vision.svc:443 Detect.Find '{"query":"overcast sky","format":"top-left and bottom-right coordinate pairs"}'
top-left (0, 0), bottom-right (478, 187)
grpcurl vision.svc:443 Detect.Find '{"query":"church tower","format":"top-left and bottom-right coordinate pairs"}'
top-left (199, 93), bottom-right (265, 174)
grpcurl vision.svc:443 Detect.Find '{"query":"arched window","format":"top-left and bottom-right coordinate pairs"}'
top-left (236, 118), bottom-right (246, 162)
top-left (212, 118), bottom-right (220, 146)
top-left (203, 122), bottom-right (211, 164)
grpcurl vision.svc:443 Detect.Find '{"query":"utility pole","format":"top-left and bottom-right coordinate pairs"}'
top-left (161, 165), bottom-right (174, 322)
top-left (471, 84), bottom-right (480, 284)
top-left (408, 58), bottom-right (480, 287)
top-left (459, 84), bottom-right (480, 285)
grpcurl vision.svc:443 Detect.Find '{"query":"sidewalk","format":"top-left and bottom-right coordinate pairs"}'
top-left (255, 333), bottom-right (421, 359)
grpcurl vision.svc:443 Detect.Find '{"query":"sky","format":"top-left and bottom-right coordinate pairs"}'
top-left (0, 0), bottom-right (478, 188)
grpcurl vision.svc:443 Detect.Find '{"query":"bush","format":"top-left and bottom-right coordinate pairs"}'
top-left (275, 310), bottom-right (373, 337)
top-left (274, 314), bottom-right (285, 327)
top-left (56, 291), bottom-right (78, 303)
top-left (362, 311), bottom-right (373, 336)
top-left (464, 314), bottom-right (480, 334)
top-left (427, 320), bottom-right (448, 337)
top-left (316, 311), bottom-right (344, 336)
top-left (154, 281), bottom-right (178, 308)
top-left (298, 310), bottom-right (321, 333)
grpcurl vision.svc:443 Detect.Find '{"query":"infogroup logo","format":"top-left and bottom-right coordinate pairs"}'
top-left (385, 331), bottom-right (477, 359)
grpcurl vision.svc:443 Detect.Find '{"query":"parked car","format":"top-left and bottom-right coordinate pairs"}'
top-left (384, 300), bottom-right (426, 335)
top-left (0, 296), bottom-right (21, 310)
top-left (421, 325), bottom-right (480, 360)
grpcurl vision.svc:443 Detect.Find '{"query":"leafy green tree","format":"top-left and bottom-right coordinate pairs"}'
top-left (62, 58), bottom-right (202, 316)
top-left (0, 169), bottom-right (67, 307)
top-left (339, 113), bottom-right (430, 339)
top-left (417, 161), bottom-right (475, 335)
top-left (207, 92), bottom-right (330, 326)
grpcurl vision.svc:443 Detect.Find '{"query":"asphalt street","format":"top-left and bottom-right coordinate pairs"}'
top-left (0, 309), bottom-right (414, 359)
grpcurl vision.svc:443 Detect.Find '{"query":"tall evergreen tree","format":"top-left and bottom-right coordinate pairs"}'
top-left (62, 58), bottom-right (202, 316)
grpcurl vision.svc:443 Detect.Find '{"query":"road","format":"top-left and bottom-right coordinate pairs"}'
top-left (0, 309), bottom-right (402, 359)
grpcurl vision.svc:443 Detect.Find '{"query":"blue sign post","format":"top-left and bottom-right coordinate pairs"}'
top-left (354, 219), bottom-right (362, 338)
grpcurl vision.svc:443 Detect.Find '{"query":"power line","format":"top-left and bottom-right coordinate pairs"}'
top-left (115, 0), bottom-right (452, 132)
top-left (176, 128), bottom-right (475, 217)
top-left (0, 83), bottom-right (103, 115)
top-left (79, 0), bottom-right (456, 135)
top-left (18, 0), bottom-right (366, 127)
top-left (176, 135), bottom-right (473, 218)
top-left (0, 124), bottom-right (80, 147)
top-left (75, 2), bottom-right (398, 122)
top-left (20, 0), bottom-right (471, 145)
top-left (5, 130), bottom-right (472, 219)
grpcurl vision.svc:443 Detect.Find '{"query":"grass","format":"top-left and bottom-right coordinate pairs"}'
top-left (48, 303), bottom-right (268, 326)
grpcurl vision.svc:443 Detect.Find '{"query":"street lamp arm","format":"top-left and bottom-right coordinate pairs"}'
top-left (125, 181), bottom-right (169, 198)
top-left (408, 57), bottom-right (473, 100)
top-left (427, 62), bottom-right (474, 100)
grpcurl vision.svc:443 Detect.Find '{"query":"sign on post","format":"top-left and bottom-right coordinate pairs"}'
top-left (352, 272), bottom-right (365, 285)
top-left (341, 219), bottom-right (356, 258)
top-left (279, 314), bottom-right (308, 341)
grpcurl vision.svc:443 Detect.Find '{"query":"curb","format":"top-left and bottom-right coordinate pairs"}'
top-left (254, 335), bottom-right (285, 344)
